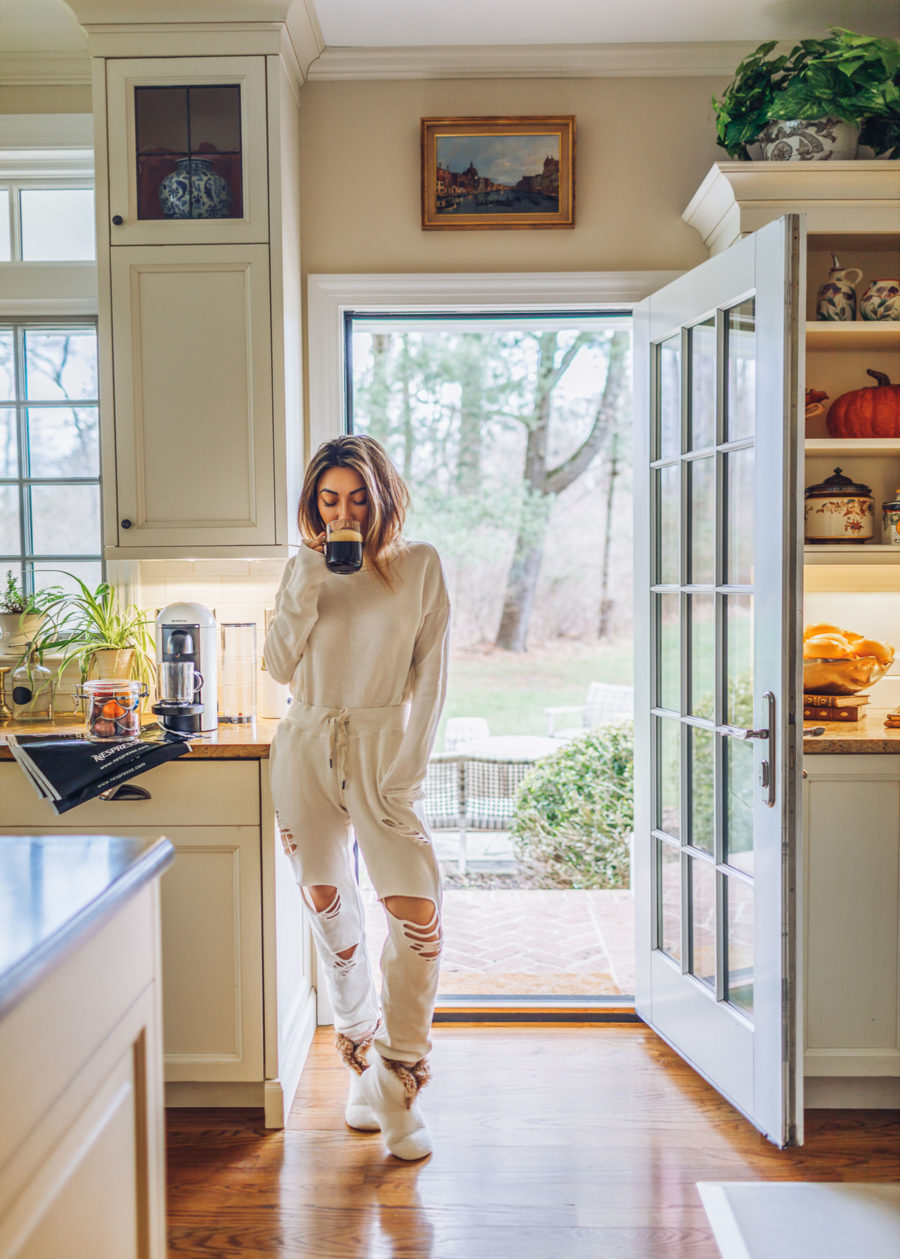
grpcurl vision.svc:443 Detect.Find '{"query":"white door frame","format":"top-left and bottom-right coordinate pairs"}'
top-left (306, 270), bottom-right (680, 452)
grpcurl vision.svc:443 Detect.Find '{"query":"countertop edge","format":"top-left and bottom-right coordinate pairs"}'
top-left (0, 835), bottom-right (175, 1023)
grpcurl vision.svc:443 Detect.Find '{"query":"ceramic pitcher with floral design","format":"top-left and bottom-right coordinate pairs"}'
top-left (816, 254), bottom-right (862, 321)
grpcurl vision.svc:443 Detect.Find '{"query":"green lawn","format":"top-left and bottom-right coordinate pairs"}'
top-left (438, 639), bottom-right (634, 744)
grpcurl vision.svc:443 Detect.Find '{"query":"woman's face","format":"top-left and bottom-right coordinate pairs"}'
top-left (316, 465), bottom-right (370, 531)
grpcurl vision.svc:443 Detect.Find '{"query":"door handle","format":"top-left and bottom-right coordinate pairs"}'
top-left (718, 691), bottom-right (776, 808)
top-left (99, 783), bottom-right (152, 801)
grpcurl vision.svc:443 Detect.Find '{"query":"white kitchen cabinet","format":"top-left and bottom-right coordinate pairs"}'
top-left (107, 244), bottom-right (276, 549)
top-left (0, 758), bottom-right (314, 1127)
top-left (803, 755), bottom-right (900, 1108)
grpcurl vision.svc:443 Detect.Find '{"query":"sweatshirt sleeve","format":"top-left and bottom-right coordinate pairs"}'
top-left (262, 547), bottom-right (328, 685)
top-left (381, 565), bottom-right (450, 802)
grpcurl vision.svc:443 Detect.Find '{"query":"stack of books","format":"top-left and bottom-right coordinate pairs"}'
top-left (803, 693), bottom-right (869, 722)
top-left (884, 710), bottom-right (900, 730)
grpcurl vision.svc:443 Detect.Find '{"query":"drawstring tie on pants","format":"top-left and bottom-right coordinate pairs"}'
top-left (328, 707), bottom-right (352, 789)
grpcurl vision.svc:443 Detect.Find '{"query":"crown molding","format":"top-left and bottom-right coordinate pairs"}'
top-left (0, 52), bottom-right (91, 86)
top-left (305, 40), bottom-right (750, 81)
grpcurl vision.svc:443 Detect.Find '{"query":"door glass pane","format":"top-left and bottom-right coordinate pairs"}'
top-left (0, 408), bottom-right (16, 477)
top-left (726, 299), bottom-right (755, 442)
top-left (689, 318), bottom-right (716, 451)
top-left (656, 464), bottom-right (680, 585)
top-left (20, 189), bottom-right (96, 261)
top-left (725, 447), bottom-right (755, 586)
top-left (726, 875), bottom-right (754, 1015)
top-left (657, 716), bottom-right (680, 839)
top-left (0, 194), bottom-right (11, 261)
top-left (690, 857), bottom-right (716, 989)
top-left (30, 485), bottom-right (101, 554)
top-left (726, 594), bottom-right (754, 724)
top-left (726, 737), bottom-right (754, 875)
top-left (24, 330), bottom-right (98, 402)
top-left (658, 840), bottom-right (681, 963)
top-left (657, 334), bottom-right (681, 462)
top-left (0, 332), bottom-right (14, 400)
top-left (689, 592), bottom-right (715, 719)
top-left (0, 485), bottom-right (19, 553)
top-left (656, 593), bottom-right (679, 712)
top-left (689, 456), bottom-right (715, 585)
top-left (27, 408), bottom-right (100, 477)
top-left (689, 727), bottom-right (715, 855)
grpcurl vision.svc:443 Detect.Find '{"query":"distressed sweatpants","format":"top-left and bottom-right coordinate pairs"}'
top-left (269, 700), bottom-right (443, 1065)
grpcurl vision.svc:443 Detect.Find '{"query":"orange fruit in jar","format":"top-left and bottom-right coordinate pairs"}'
top-left (101, 700), bottom-right (126, 718)
top-left (803, 633), bottom-right (855, 660)
top-left (852, 639), bottom-right (894, 666)
top-left (803, 622), bottom-right (844, 640)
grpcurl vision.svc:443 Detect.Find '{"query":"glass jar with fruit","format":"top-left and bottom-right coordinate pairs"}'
top-left (79, 679), bottom-right (147, 742)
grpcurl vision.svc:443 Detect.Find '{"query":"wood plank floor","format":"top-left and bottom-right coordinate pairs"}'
top-left (166, 1025), bottom-right (900, 1259)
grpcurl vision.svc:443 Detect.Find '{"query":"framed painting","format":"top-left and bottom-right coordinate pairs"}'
top-left (421, 116), bottom-right (575, 231)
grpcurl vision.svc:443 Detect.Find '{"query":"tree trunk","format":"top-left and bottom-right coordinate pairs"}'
top-left (598, 424), bottom-right (621, 639)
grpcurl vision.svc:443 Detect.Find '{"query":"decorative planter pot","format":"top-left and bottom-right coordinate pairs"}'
top-left (158, 157), bottom-right (233, 219)
top-left (0, 611), bottom-right (45, 653)
top-left (757, 117), bottom-right (860, 161)
top-left (859, 279), bottom-right (900, 322)
top-left (87, 648), bottom-right (136, 681)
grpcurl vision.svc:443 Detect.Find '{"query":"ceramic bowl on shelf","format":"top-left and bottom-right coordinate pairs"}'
top-left (802, 656), bottom-right (892, 696)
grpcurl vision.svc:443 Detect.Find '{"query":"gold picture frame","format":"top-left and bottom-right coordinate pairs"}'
top-left (421, 115), bottom-right (575, 231)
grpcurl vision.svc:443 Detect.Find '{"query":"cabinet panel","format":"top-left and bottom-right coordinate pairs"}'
top-left (106, 56), bottom-right (268, 246)
top-left (110, 245), bottom-right (275, 548)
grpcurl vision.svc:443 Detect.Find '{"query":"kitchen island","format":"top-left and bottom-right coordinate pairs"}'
top-left (0, 833), bottom-right (173, 1258)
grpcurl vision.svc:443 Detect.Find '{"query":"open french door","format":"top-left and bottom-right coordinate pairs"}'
top-left (633, 215), bottom-right (805, 1147)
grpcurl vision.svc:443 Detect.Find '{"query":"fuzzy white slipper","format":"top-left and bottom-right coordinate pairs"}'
top-left (345, 1068), bottom-right (380, 1131)
top-left (359, 1054), bottom-right (432, 1160)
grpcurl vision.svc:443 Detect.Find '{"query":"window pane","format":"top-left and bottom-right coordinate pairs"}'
top-left (689, 318), bottom-right (716, 451)
top-left (0, 485), bottom-right (20, 553)
top-left (689, 456), bottom-right (715, 585)
top-left (726, 875), bottom-right (754, 1016)
top-left (690, 857), bottom-right (716, 990)
top-left (656, 463), bottom-right (680, 585)
top-left (689, 592), bottom-right (715, 720)
top-left (27, 407), bottom-right (100, 477)
top-left (29, 484), bottom-right (100, 554)
top-left (0, 408), bottom-right (17, 477)
top-left (656, 334), bottom-right (681, 462)
top-left (658, 839), bottom-right (681, 963)
top-left (657, 716), bottom-right (680, 839)
top-left (689, 726), bottom-right (715, 855)
top-left (726, 737), bottom-right (754, 876)
top-left (656, 592), bottom-right (679, 712)
top-left (24, 330), bottom-right (98, 401)
top-left (0, 194), bottom-right (10, 262)
top-left (725, 447), bottom-right (755, 586)
top-left (726, 594), bottom-right (754, 725)
top-left (726, 300), bottom-right (755, 442)
top-left (20, 189), bottom-right (96, 261)
top-left (0, 331), bottom-right (14, 401)
top-left (30, 561), bottom-right (103, 598)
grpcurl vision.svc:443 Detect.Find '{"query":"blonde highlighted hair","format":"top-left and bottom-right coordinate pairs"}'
top-left (298, 435), bottom-right (409, 585)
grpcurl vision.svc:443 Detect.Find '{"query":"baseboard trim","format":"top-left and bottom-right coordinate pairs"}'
top-left (165, 1081), bottom-right (265, 1109)
top-left (265, 988), bottom-right (318, 1128)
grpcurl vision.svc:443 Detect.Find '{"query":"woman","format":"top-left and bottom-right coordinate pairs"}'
top-left (264, 435), bottom-right (449, 1161)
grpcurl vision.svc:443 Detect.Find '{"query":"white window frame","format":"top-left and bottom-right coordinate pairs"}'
top-left (307, 271), bottom-right (682, 454)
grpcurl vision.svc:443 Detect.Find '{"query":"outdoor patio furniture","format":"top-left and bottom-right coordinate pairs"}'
top-left (422, 735), bottom-right (560, 874)
top-left (544, 681), bottom-right (633, 738)
top-left (443, 716), bottom-right (490, 753)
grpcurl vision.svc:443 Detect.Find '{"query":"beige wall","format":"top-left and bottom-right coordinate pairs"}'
top-left (0, 84), bottom-right (92, 114)
top-left (298, 75), bottom-right (724, 277)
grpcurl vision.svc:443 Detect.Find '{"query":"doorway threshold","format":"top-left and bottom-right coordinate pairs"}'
top-left (434, 994), bottom-right (639, 1023)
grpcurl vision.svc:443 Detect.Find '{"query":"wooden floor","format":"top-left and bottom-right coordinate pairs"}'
top-left (166, 1025), bottom-right (900, 1259)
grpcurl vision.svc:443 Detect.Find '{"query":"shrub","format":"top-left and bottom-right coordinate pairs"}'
top-left (511, 723), bottom-right (633, 889)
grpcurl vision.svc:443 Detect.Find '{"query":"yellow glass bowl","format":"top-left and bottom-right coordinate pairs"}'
top-left (803, 655), bottom-right (892, 696)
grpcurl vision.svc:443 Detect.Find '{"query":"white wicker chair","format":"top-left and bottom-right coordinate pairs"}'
top-left (544, 681), bottom-right (633, 738)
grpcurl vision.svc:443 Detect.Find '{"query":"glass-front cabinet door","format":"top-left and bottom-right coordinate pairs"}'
top-left (105, 57), bottom-right (268, 245)
top-left (633, 215), bottom-right (804, 1148)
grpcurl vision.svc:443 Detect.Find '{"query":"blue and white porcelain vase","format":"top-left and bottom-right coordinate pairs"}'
top-left (757, 117), bottom-right (860, 161)
top-left (158, 157), bottom-right (233, 219)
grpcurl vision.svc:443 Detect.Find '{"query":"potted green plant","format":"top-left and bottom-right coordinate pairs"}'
top-left (712, 28), bottom-right (900, 161)
top-left (0, 570), bottom-right (65, 653)
top-left (37, 575), bottom-right (156, 686)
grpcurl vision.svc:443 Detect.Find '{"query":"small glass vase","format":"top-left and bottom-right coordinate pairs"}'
top-left (10, 650), bottom-right (54, 722)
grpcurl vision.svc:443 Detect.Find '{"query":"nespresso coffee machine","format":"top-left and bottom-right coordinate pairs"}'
top-left (153, 602), bottom-right (218, 734)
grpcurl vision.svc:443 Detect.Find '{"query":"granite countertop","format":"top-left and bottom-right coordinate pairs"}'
top-left (802, 708), bottom-right (900, 755)
top-left (0, 833), bottom-right (174, 1021)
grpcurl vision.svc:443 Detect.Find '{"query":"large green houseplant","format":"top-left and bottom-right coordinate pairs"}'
top-left (33, 575), bottom-right (156, 686)
top-left (712, 28), bottom-right (900, 160)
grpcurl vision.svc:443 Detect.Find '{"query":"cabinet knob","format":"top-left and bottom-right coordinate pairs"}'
top-left (121, 518), bottom-right (132, 529)
top-left (112, 214), bottom-right (124, 226)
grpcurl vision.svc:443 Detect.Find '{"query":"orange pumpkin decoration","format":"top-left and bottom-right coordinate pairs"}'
top-left (826, 369), bottom-right (900, 439)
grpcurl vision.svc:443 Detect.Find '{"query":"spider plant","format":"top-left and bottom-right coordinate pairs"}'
top-left (32, 574), bottom-right (156, 686)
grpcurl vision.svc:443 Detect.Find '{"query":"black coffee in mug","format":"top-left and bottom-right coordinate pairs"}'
top-left (325, 525), bottom-right (363, 574)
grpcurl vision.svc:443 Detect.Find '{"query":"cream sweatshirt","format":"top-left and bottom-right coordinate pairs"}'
top-left (263, 540), bottom-right (450, 802)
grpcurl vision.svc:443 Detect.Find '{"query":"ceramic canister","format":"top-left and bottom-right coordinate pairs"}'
top-left (883, 487), bottom-right (900, 545)
top-left (804, 467), bottom-right (874, 543)
top-left (860, 279), bottom-right (900, 322)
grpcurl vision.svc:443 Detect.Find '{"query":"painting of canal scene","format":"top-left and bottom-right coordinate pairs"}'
top-left (421, 116), bottom-right (574, 230)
